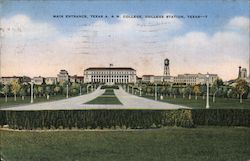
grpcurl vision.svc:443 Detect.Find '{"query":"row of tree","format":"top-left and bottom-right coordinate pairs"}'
top-left (126, 78), bottom-right (250, 103)
top-left (0, 81), bottom-right (100, 102)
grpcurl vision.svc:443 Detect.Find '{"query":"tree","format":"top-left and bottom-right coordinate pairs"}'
top-left (37, 86), bottom-right (43, 97)
top-left (33, 86), bottom-right (38, 99)
top-left (19, 86), bottom-right (27, 100)
top-left (201, 84), bottom-right (207, 100)
top-left (54, 86), bottom-right (61, 95)
top-left (2, 84), bottom-right (10, 102)
top-left (146, 86), bottom-right (152, 95)
top-left (11, 80), bottom-right (21, 101)
top-left (180, 88), bottom-right (187, 99)
top-left (172, 88), bottom-right (178, 99)
top-left (45, 86), bottom-right (51, 100)
top-left (71, 82), bottom-right (80, 95)
top-left (193, 85), bottom-right (201, 100)
top-left (235, 79), bottom-right (249, 103)
top-left (186, 85), bottom-right (192, 100)
top-left (211, 79), bottom-right (224, 103)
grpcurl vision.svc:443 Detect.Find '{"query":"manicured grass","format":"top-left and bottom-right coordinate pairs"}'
top-left (136, 93), bottom-right (250, 109)
top-left (1, 127), bottom-right (249, 161)
top-left (86, 89), bottom-right (122, 105)
top-left (0, 95), bottom-right (68, 108)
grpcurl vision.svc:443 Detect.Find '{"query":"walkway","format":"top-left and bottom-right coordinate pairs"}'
top-left (1, 86), bottom-right (188, 111)
top-left (114, 87), bottom-right (187, 109)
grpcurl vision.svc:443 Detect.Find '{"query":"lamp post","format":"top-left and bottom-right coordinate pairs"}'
top-left (79, 85), bottom-right (82, 95)
top-left (30, 80), bottom-right (34, 103)
top-left (66, 84), bottom-right (69, 99)
top-left (206, 73), bottom-right (210, 109)
top-left (155, 83), bottom-right (157, 101)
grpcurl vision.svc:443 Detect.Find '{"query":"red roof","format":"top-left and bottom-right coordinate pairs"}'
top-left (85, 67), bottom-right (135, 71)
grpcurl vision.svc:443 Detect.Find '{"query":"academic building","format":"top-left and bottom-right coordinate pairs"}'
top-left (83, 67), bottom-right (136, 84)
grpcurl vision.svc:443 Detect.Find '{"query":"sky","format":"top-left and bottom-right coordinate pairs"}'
top-left (0, 0), bottom-right (249, 80)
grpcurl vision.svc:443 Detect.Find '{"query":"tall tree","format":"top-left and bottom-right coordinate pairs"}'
top-left (37, 86), bottom-right (43, 97)
top-left (19, 86), bottom-right (27, 100)
top-left (45, 86), bottom-right (51, 100)
top-left (2, 84), bottom-right (10, 102)
top-left (186, 85), bottom-right (192, 100)
top-left (211, 80), bottom-right (222, 103)
top-left (235, 79), bottom-right (249, 103)
top-left (54, 86), bottom-right (61, 95)
top-left (11, 80), bottom-right (21, 101)
top-left (193, 85), bottom-right (201, 100)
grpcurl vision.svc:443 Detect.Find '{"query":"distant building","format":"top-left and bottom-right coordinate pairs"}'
top-left (57, 69), bottom-right (69, 83)
top-left (141, 75), bottom-right (173, 83)
top-left (173, 73), bottom-right (218, 85)
top-left (0, 76), bottom-right (31, 85)
top-left (84, 67), bottom-right (136, 84)
top-left (240, 68), bottom-right (247, 79)
top-left (70, 75), bottom-right (84, 83)
top-left (45, 77), bottom-right (57, 85)
top-left (142, 75), bottom-right (155, 83)
top-left (33, 76), bottom-right (45, 85)
top-left (0, 76), bottom-right (20, 85)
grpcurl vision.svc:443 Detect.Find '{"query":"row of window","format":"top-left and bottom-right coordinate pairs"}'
top-left (91, 79), bottom-right (129, 83)
top-left (91, 75), bottom-right (129, 78)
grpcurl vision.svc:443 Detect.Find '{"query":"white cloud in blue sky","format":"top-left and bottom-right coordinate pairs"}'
top-left (1, 1), bottom-right (249, 80)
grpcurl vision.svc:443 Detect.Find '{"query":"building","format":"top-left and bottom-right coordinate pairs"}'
top-left (45, 77), bottom-right (57, 85)
top-left (33, 76), bottom-right (45, 85)
top-left (0, 76), bottom-right (31, 85)
top-left (173, 73), bottom-right (218, 85)
top-left (70, 75), bottom-right (84, 83)
top-left (142, 75), bottom-right (173, 83)
top-left (241, 68), bottom-right (247, 78)
top-left (164, 58), bottom-right (170, 76)
top-left (0, 76), bottom-right (20, 85)
top-left (57, 69), bottom-right (69, 83)
top-left (142, 75), bottom-right (155, 83)
top-left (84, 67), bottom-right (136, 84)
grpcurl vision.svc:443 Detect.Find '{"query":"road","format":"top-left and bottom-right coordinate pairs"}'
top-left (1, 86), bottom-right (188, 110)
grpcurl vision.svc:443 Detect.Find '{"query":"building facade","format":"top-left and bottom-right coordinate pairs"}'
top-left (84, 67), bottom-right (136, 84)
top-left (173, 73), bottom-right (218, 85)
top-left (45, 77), bottom-right (57, 85)
top-left (70, 75), bottom-right (84, 83)
top-left (0, 76), bottom-right (31, 85)
top-left (33, 76), bottom-right (45, 85)
top-left (57, 70), bottom-right (69, 83)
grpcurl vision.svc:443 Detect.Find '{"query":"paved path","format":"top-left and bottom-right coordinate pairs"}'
top-left (114, 87), bottom-right (187, 109)
top-left (1, 87), bottom-right (105, 111)
top-left (1, 86), bottom-right (188, 111)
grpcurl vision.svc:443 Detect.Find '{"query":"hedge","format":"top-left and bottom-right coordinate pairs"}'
top-left (0, 109), bottom-right (249, 130)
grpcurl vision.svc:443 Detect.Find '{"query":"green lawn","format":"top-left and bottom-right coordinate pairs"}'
top-left (1, 127), bottom-right (249, 161)
top-left (86, 89), bottom-right (122, 105)
top-left (136, 93), bottom-right (250, 109)
top-left (0, 95), bottom-right (77, 109)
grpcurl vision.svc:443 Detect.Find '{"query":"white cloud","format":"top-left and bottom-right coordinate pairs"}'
top-left (1, 14), bottom-right (249, 81)
top-left (227, 16), bottom-right (249, 32)
top-left (1, 14), bottom-right (58, 39)
top-left (166, 30), bottom-right (249, 80)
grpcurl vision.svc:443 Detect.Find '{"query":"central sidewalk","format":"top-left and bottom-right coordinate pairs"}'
top-left (1, 86), bottom-right (188, 110)
top-left (114, 87), bottom-right (187, 109)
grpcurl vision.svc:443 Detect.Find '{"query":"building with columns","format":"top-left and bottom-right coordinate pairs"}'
top-left (83, 67), bottom-right (136, 84)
